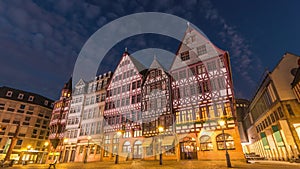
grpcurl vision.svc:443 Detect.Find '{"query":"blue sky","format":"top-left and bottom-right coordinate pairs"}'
top-left (0, 0), bottom-right (299, 100)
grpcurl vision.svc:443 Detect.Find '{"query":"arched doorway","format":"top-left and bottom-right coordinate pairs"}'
top-left (70, 147), bottom-right (76, 162)
top-left (122, 141), bottom-right (131, 160)
top-left (180, 137), bottom-right (197, 160)
top-left (63, 148), bottom-right (69, 162)
top-left (133, 140), bottom-right (142, 159)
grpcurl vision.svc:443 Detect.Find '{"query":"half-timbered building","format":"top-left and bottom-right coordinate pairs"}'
top-left (141, 57), bottom-right (175, 160)
top-left (103, 51), bottom-right (146, 160)
top-left (169, 25), bottom-right (243, 160)
top-left (48, 78), bottom-right (72, 162)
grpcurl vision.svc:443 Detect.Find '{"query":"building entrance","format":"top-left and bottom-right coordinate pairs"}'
top-left (133, 140), bottom-right (142, 159)
top-left (70, 149), bottom-right (76, 162)
top-left (180, 137), bottom-right (197, 160)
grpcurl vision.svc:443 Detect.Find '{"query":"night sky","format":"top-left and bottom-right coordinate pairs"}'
top-left (0, 0), bottom-right (299, 100)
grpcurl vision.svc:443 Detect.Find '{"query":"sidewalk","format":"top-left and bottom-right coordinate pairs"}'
top-left (11, 160), bottom-right (300, 169)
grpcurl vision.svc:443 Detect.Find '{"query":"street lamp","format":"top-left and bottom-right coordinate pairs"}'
top-left (40, 142), bottom-right (49, 164)
top-left (158, 126), bottom-right (164, 165)
top-left (115, 131), bottom-right (122, 164)
top-left (84, 136), bottom-right (91, 163)
top-left (218, 120), bottom-right (232, 168)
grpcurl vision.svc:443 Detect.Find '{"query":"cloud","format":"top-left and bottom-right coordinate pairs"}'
top-left (0, 0), bottom-right (91, 99)
top-left (200, 0), bottom-right (263, 98)
top-left (0, 0), bottom-right (261, 100)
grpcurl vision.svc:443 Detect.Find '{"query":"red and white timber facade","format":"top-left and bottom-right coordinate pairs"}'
top-left (169, 26), bottom-right (243, 160)
top-left (141, 58), bottom-right (175, 160)
top-left (48, 78), bottom-right (72, 162)
top-left (103, 51), bottom-right (146, 160)
top-left (58, 25), bottom-right (244, 162)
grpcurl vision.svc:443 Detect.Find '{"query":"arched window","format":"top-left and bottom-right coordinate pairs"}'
top-left (113, 134), bottom-right (120, 144)
top-left (133, 140), bottom-right (142, 158)
top-left (112, 134), bottom-right (121, 155)
top-left (122, 141), bottom-right (131, 153)
top-left (216, 133), bottom-right (235, 150)
top-left (104, 135), bottom-right (110, 157)
top-left (134, 140), bottom-right (142, 145)
top-left (200, 135), bottom-right (213, 151)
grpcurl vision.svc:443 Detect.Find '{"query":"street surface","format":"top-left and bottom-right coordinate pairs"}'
top-left (9, 160), bottom-right (300, 169)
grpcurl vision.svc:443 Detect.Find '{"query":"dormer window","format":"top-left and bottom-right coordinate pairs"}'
top-left (44, 100), bottom-right (48, 106)
top-left (28, 96), bottom-right (34, 101)
top-left (180, 51), bottom-right (190, 61)
top-left (18, 94), bottom-right (24, 99)
top-left (6, 91), bottom-right (13, 97)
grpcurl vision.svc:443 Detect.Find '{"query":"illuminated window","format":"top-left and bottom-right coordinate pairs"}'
top-left (216, 133), bottom-right (235, 150)
top-left (295, 127), bottom-right (300, 140)
top-left (90, 145), bottom-right (95, 154)
top-left (103, 146), bottom-right (109, 157)
top-left (113, 134), bottom-right (120, 144)
top-left (134, 130), bottom-right (142, 137)
top-left (200, 135), bottom-right (213, 151)
top-left (122, 141), bottom-right (131, 153)
top-left (96, 145), bottom-right (101, 154)
top-left (123, 131), bottom-right (132, 138)
top-left (104, 135), bottom-right (110, 144)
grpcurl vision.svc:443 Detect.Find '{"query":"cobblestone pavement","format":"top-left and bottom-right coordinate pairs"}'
top-left (9, 160), bottom-right (300, 169)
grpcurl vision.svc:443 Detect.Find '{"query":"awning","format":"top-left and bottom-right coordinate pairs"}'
top-left (142, 138), bottom-right (153, 147)
top-left (161, 136), bottom-right (175, 146)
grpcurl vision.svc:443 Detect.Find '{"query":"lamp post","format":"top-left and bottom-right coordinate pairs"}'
top-left (158, 126), bottom-right (164, 165)
top-left (219, 120), bottom-right (232, 168)
top-left (84, 136), bottom-right (91, 163)
top-left (115, 123), bottom-right (125, 164)
top-left (115, 131), bottom-right (122, 164)
top-left (40, 142), bottom-right (49, 164)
